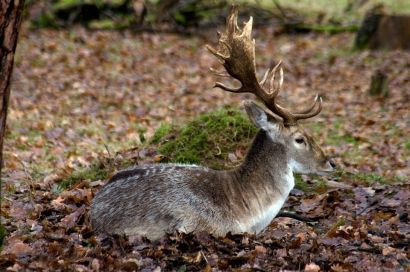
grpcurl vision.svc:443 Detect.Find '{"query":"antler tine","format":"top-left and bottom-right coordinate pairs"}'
top-left (268, 61), bottom-right (283, 97)
top-left (294, 94), bottom-right (319, 114)
top-left (293, 96), bottom-right (322, 120)
top-left (259, 68), bottom-right (271, 87)
top-left (260, 58), bottom-right (284, 91)
top-left (214, 82), bottom-right (246, 93)
top-left (206, 44), bottom-right (229, 63)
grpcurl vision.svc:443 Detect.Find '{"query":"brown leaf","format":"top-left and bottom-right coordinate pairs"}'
top-left (2, 241), bottom-right (33, 258)
top-left (254, 245), bottom-right (267, 255)
top-left (91, 258), bottom-right (101, 271)
top-left (380, 199), bottom-right (401, 208)
top-left (299, 194), bottom-right (326, 213)
top-left (290, 236), bottom-right (302, 249)
top-left (305, 262), bottom-right (320, 272)
top-left (60, 206), bottom-right (86, 230)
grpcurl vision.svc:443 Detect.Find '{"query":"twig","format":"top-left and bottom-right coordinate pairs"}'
top-left (104, 143), bottom-right (112, 158)
top-left (323, 179), bottom-right (353, 189)
top-left (276, 211), bottom-right (320, 223)
top-left (200, 250), bottom-right (208, 264)
top-left (272, 0), bottom-right (290, 20)
top-left (356, 246), bottom-right (382, 254)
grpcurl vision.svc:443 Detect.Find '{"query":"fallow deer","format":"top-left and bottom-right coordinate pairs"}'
top-left (91, 6), bottom-right (336, 241)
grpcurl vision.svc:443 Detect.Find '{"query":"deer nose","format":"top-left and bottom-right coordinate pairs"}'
top-left (327, 158), bottom-right (336, 169)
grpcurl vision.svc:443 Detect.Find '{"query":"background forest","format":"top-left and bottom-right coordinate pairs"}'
top-left (1, 0), bottom-right (409, 271)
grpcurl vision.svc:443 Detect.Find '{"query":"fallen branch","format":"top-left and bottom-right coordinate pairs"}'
top-left (276, 211), bottom-right (320, 223)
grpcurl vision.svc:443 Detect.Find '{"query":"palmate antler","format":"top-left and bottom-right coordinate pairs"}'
top-left (206, 6), bottom-right (321, 126)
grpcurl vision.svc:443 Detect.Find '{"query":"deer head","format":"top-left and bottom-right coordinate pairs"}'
top-left (207, 6), bottom-right (335, 175)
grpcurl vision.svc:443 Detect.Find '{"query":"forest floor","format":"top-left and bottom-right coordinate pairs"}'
top-left (0, 23), bottom-right (409, 271)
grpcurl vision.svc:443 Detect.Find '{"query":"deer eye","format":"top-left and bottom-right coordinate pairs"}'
top-left (295, 137), bottom-right (305, 144)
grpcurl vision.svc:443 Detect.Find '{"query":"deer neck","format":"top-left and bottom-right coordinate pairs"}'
top-left (235, 130), bottom-right (293, 191)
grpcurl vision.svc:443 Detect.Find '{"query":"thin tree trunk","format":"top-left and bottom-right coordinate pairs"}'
top-left (0, 0), bottom-right (25, 176)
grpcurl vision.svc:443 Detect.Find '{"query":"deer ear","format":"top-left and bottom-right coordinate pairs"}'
top-left (243, 100), bottom-right (269, 129)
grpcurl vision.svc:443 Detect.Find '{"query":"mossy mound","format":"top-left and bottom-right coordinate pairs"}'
top-left (152, 107), bottom-right (258, 170)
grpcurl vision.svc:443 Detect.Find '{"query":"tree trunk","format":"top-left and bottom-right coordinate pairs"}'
top-left (354, 5), bottom-right (410, 51)
top-left (0, 0), bottom-right (25, 175)
top-left (368, 70), bottom-right (389, 97)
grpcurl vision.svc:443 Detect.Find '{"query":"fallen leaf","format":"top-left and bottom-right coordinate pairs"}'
top-left (305, 262), bottom-right (320, 272)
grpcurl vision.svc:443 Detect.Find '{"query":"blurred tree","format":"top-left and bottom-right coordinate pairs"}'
top-left (0, 0), bottom-right (25, 175)
top-left (355, 5), bottom-right (410, 50)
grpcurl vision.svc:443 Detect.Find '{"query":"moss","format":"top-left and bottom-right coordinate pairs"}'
top-left (327, 132), bottom-right (360, 146)
top-left (88, 16), bottom-right (135, 30)
top-left (294, 174), bottom-right (329, 193)
top-left (294, 174), bottom-right (308, 191)
top-left (405, 139), bottom-right (410, 151)
top-left (351, 172), bottom-right (387, 185)
top-left (30, 12), bottom-right (59, 28)
top-left (313, 178), bottom-right (329, 193)
top-left (151, 123), bottom-right (172, 144)
top-left (56, 156), bottom-right (138, 193)
top-left (177, 265), bottom-right (187, 272)
top-left (88, 19), bottom-right (116, 29)
top-left (334, 216), bottom-right (346, 228)
top-left (57, 162), bottom-right (111, 192)
top-left (155, 107), bottom-right (258, 169)
top-left (0, 223), bottom-right (5, 250)
top-left (307, 122), bottom-right (325, 135)
top-left (52, 0), bottom-right (82, 10)
top-left (333, 168), bottom-right (396, 185)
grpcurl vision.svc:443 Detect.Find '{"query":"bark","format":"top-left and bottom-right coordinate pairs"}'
top-left (0, 0), bottom-right (25, 175)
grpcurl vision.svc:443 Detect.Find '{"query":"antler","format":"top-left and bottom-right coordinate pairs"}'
top-left (206, 6), bottom-right (322, 126)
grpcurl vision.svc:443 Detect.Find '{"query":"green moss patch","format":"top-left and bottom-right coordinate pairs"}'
top-left (154, 107), bottom-right (258, 170)
top-left (151, 123), bottom-right (172, 144)
top-left (405, 139), bottom-right (410, 151)
top-left (294, 174), bottom-right (330, 193)
top-left (0, 223), bottom-right (6, 249)
top-left (57, 162), bottom-right (111, 192)
top-left (351, 172), bottom-right (388, 185)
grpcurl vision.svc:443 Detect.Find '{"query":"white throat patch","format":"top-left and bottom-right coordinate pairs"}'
top-left (236, 165), bottom-right (295, 234)
top-left (289, 159), bottom-right (305, 173)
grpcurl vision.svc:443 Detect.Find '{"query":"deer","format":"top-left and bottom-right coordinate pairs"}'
top-left (90, 6), bottom-right (336, 241)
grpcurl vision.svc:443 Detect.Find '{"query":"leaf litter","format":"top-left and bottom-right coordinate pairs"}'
top-left (1, 24), bottom-right (409, 270)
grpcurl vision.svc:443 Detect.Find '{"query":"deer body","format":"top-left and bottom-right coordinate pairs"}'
top-left (92, 130), bottom-right (297, 240)
top-left (90, 7), bottom-right (336, 240)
